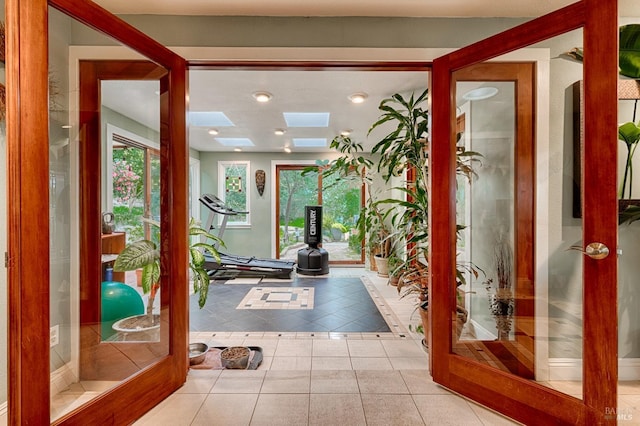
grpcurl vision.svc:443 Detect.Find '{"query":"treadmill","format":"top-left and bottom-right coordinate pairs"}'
top-left (199, 194), bottom-right (296, 279)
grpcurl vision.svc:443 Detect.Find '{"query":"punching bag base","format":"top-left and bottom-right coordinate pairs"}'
top-left (296, 246), bottom-right (329, 276)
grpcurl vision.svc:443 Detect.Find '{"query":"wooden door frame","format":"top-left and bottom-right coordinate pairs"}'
top-left (78, 60), bottom-right (167, 380)
top-left (274, 164), bottom-right (366, 265)
top-left (452, 62), bottom-right (536, 379)
top-left (6, 0), bottom-right (189, 424)
top-left (430, 0), bottom-right (618, 424)
top-left (275, 164), bottom-right (322, 259)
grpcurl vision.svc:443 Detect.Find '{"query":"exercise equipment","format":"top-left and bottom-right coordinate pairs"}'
top-left (101, 281), bottom-right (144, 339)
top-left (296, 205), bottom-right (329, 275)
top-left (199, 194), bottom-right (296, 279)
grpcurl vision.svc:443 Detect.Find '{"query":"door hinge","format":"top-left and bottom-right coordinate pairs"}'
top-left (4, 252), bottom-right (8, 268)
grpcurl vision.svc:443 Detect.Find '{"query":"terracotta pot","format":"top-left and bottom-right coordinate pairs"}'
top-left (374, 255), bottom-right (389, 277)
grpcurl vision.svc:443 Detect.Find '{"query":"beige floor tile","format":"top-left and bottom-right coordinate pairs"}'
top-left (274, 339), bottom-right (313, 357)
top-left (176, 369), bottom-right (220, 394)
top-left (311, 356), bottom-right (353, 370)
top-left (618, 394), bottom-right (640, 422)
top-left (381, 339), bottom-right (427, 358)
top-left (132, 393), bottom-right (206, 426)
top-left (210, 370), bottom-right (265, 394)
top-left (350, 357), bottom-right (393, 370)
top-left (400, 370), bottom-right (452, 395)
top-left (242, 338), bottom-right (279, 357)
top-left (309, 394), bottom-right (366, 426)
top-left (413, 394), bottom-right (483, 425)
top-left (269, 356), bottom-right (312, 370)
top-left (347, 339), bottom-right (387, 357)
top-left (258, 356), bottom-right (273, 370)
top-left (191, 393), bottom-right (258, 426)
top-left (312, 339), bottom-right (349, 357)
top-left (356, 370), bottom-right (409, 394)
top-left (361, 394), bottom-right (424, 426)
top-left (467, 400), bottom-right (522, 425)
top-left (389, 356), bottom-right (429, 370)
top-left (310, 370), bottom-right (359, 394)
top-left (250, 394), bottom-right (309, 426)
top-left (546, 380), bottom-right (583, 397)
top-left (619, 381), bottom-right (640, 394)
top-left (261, 370), bottom-right (311, 393)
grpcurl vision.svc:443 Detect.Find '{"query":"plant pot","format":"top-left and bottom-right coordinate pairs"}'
top-left (419, 307), bottom-right (429, 348)
top-left (389, 274), bottom-right (400, 286)
top-left (456, 305), bottom-right (468, 339)
top-left (220, 346), bottom-right (250, 369)
top-left (112, 313), bottom-right (160, 342)
top-left (374, 255), bottom-right (389, 277)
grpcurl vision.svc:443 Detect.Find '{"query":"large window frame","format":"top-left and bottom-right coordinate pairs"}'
top-left (217, 160), bottom-right (251, 226)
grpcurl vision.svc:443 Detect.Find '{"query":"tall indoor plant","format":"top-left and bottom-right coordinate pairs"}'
top-left (113, 218), bottom-right (222, 337)
top-left (369, 89), bottom-right (481, 339)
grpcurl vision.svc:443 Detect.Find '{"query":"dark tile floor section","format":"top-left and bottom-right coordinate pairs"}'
top-left (189, 276), bottom-right (392, 333)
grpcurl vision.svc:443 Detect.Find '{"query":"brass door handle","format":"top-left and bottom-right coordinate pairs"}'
top-left (568, 242), bottom-right (610, 260)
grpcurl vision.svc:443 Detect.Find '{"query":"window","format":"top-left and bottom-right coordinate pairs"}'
top-left (218, 161), bottom-right (250, 226)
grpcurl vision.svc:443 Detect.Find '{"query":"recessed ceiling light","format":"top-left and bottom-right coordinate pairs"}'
top-left (462, 87), bottom-right (499, 101)
top-left (284, 147), bottom-right (292, 153)
top-left (340, 129), bottom-right (352, 136)
top-left (61, 125), bottom-right (72, 129)
top-left (234, 148), bottom-right (243, 152)
top-left (274, 129), bottom-right (286, 135)
top-left (253, 91), bottom-right (273, 103)
top-left (208, 129), bottom-right (219, 135)
top-left (348, 93), bottom-right (368, 104)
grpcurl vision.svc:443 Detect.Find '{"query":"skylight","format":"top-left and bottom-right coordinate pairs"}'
top-left (215, 138), bottom-right (254, 147)
top-left (283, 112), bottom-right (330, 127)
top-left (189, 111), bottom-right (235, 127)
top-left (293, 138), bottom-right (327, 148)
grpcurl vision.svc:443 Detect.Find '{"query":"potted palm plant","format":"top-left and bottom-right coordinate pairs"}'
top-left (112, 218), bottom-right (222, 340)
top-left (369, 89), bottom-right (482, 340)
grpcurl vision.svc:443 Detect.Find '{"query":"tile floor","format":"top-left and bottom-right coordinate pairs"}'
top-left (134, 269), bottom-right (522, 425)
top-left (189, 274), bottom-right (393, 333)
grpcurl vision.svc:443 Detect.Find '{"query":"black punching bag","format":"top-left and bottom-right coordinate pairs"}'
top-left (296, 206), bottom-right (329, 275)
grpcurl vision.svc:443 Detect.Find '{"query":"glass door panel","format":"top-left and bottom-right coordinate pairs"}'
top-left (48, 6), bottom-right (174, 421)
top-left (431, 2), bottom-right (619, 421)
top-left (617, 3), bottom-right (640, 418)
top-left (276, 165), bottom-right (365, 264)
top-left (277, 166), bottom-right (319, 259)
top-left (321, 173), bottom-right (365, 264)
top-left (0, 0), bottom-right (6, 415)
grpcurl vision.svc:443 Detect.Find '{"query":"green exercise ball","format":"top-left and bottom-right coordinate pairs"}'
top-left (101, 281), bottom-right (144, 340)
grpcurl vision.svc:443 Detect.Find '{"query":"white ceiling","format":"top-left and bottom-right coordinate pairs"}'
top-left (98, 0), bottom-right (638, 153)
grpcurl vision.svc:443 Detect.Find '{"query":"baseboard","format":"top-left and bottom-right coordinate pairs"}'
top-left (50, 362), bottom-right (78, 399)
top-left (549, 358), bottom-right (640, 381)
top-left (468, 319), bottom-right (497, 341)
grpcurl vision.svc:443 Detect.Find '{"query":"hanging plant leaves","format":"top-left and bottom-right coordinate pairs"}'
top-left (620, 24), bottom-right (640, 79)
